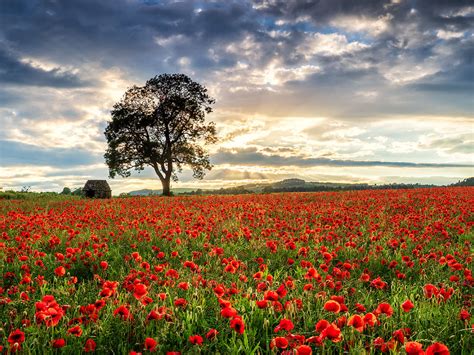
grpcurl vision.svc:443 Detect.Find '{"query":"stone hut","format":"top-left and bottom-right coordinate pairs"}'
top-left (83, 180), bottom-right (112, 198)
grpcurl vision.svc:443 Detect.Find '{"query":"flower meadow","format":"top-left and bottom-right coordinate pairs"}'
top-left (0, 188), bottom-right (472, 354)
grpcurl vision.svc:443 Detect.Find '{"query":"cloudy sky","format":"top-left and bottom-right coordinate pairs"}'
top-left (0, 0), bottom-right (473, 193)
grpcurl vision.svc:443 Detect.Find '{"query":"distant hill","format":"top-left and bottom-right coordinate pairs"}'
top-left (180, 179), bottom-right (461, 196)
top-left (273, 178), bottom-right (306, 188)
top-left (126, 177), bottom-right (473, 196)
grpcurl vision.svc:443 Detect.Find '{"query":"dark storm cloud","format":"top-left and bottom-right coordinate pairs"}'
top-left (1, 0), bottom-right (180, 71)
top-left (253, 0), bottom-right (392, 21)
top-left (212, 147), bottom-right (473, 168)
top-left (1, 0), bottom-right (471, 92)
top-left (252, 0), bottom-right (473, 92)
top-left (408, 36), bottom-right (474, 94)
top-left (0, 47), bottom-right (87, 87)
top-left (0, 140), bottom-right (102, 167)
top-left (0, 0), bottom-right (259, 78)
top-left (253, 0), bottom-right (474, 29)
top-left (410, 0), bottom-right (474, 30)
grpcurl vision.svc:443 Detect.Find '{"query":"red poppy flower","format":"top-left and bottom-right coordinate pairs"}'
top-left (221, 306), bottom-right (238, 318)
top-left (140, 296), bottom-right (153, 306)
top-left (178, 282), bottom-right (189, 290)
top-left (174, 298), bottom-right (187, 308)
top-left (375, 302), bottom-right (393, 317)
top-left (402, 300), bottom-right (414, 312)
top-left (189, 335), bottom-right (203, 346)
top-left (405, 341), bottom-right (424, 354)
top-left (133, 284), bottom-right (148, 300)
top-left (230, 316), bottom-right (245, 334)
top-left (363, 312), bottom-right (378, 327)
top-left (459, 309), bottom-right (470, 321)
top-left (321, 323), bottom-right (342, 343)
top-left (425, 342), bottom-right (450, 355)
top-left (392, 329), bottom-right (406, 344)
top-left (423, 284), bottom-right (439, 299)
top-left (370, 277), bottom-right (388, 289)
top-left (264, 290), bottom-right (279, 301)
top-left (315, 319), bottom-right (330, 333)
top-left (144, 337), bottom-right (157, 351)
top-left (206, 329), bottom-right (219, 340)
top-left (8, 329), bottom-right (25, 346)
top-left (374, 337), bottom-right (386, 351)
top-left (323, 300), bottom-right (341, 313)
top-left (296, 345), bottom-right (312, 355)
top-left (147, 309), bottom-right (161, 321)
top-left (55, 266), bottom-right (66, 277)
top-left (336, 315), bottom-right (346, 328)
top-left (52, 339), bottom-right (66, 348)
top-left (274, 318), bottom-right (294, 333)
top-left (347, 314), bottom-right (364, 332)
top-left (67, 325), bottom-right (83, 337)
top-left (114, 305), bottom-right (132, 320)
top-left (84, 339), bottom-right (96, 352)
top-left (271, 337), bottom-right (288, 349)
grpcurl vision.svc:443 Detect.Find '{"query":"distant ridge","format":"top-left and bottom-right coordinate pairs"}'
top-left (125, 177), bottom-right (473, 196)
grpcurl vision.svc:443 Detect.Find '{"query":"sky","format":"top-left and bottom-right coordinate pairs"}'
top-left (0, 0), bottom-right (473, 194)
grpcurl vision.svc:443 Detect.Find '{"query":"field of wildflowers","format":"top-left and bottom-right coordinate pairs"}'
top-left (0, 188), bottom-right (472, 354)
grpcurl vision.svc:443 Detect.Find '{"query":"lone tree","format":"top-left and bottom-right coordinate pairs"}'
top-left (104, 74), bottom-right (217, 196)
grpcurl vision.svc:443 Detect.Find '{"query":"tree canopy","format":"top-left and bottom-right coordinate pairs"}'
top-left (104, 74), bottom-right (217, 196)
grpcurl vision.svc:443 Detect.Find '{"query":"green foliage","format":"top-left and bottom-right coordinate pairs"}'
top-left (0, 190), bottom-right (59, 200)
top-left (72, 188), bottom-right (84, 196)
top-left (60, 187), bottom-right (72, 195)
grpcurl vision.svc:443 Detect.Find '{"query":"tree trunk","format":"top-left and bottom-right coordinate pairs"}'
top-left (161, 177), bottom-right (171, 196)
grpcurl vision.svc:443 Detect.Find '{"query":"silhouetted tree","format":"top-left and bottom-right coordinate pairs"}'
top-left (104, 74), bottom-right (217, 196)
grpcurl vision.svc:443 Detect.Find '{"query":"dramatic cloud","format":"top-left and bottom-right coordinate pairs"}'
top-left (0, 0), bottom-right (472, 193)
top-left (0, 140), bottom-right (102, 167)
top-left (0, 48), bottom-right (87, 88)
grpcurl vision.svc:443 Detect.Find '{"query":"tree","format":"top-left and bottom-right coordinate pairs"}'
top-left (71, 188), bottom-right (84, 197)
top-left (60, 187), bottom-right (71, 195)
top-left (104, 74), bottom-right (217, 196)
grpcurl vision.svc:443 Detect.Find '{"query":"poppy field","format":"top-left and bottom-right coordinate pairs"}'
top-left (0, 187), bottom-right (472, 354)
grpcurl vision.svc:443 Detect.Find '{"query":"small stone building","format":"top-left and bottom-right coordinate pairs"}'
top-left (83, 180), bottom-right (112, 198)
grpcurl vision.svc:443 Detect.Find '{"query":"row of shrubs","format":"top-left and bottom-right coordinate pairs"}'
top-left (0, 187), bottom-right (84, 200)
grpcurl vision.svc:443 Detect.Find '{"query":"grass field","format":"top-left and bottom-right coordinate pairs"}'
top-left (0, 187), bottom-right (472, 354)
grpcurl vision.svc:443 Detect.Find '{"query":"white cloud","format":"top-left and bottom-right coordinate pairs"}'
top-left (440, 6), bottom-right (474, 18)
top-left (436, 30), bottom-right (465, 40)
top-left (330, 14), bottom-right (393, 36)
top-left (383, 63), bottom-right (440, 84)
top-left (296, 32), bottom-right (369, 59)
